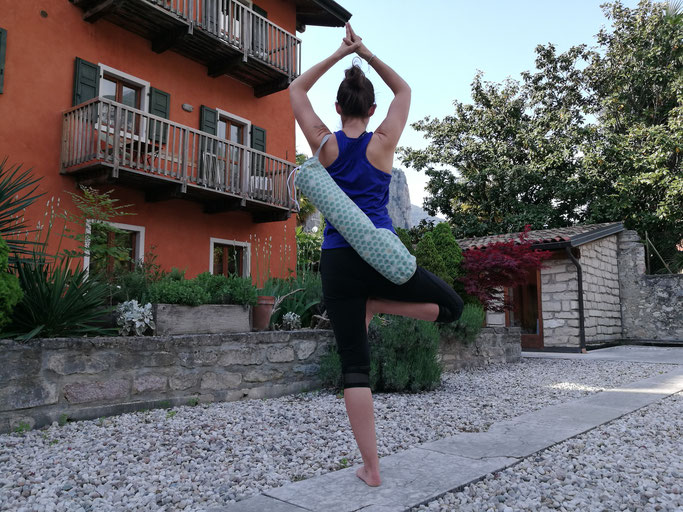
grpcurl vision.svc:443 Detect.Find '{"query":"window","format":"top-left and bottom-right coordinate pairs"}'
top-left (97, 64), bottom-right (150, 135)
top-left (210, 238), bottom-right (250, 277)
top-left (84, 221), bottom-right (145, 275)
top-left (101, 74), bottom-right (142, 133)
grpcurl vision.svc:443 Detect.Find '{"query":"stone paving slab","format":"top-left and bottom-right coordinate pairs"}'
top-left (522, 345), bottom-right (683, 365)
top-left (263, 449), bottom-right (516, 512)
top-left (206, 494), bottom-right (308, 512)
top-left (221, 356), bottom-right (683, 512)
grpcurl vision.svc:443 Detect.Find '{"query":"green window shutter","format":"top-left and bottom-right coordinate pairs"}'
top-left (149, 87), bottom-right (170, 143)
top-left (73, 57), bottom-right (100, 106)
top-left (199, 105), bottom-right (218, 135)
top-left (250, 125), bottom-right (266, 152)
top-left (250, 125), bottom-right (267, 180)
top-left (252, 4), bottom-right (267, 17)
top-left (0, 28), bottom-right (7, 94)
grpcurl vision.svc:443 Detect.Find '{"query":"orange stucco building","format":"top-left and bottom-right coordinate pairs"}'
top-left (0, 0), bottom-right (349, 282)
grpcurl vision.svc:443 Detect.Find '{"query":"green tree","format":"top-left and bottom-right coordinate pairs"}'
top-left (401, 1), bottom-right (682, 271)
top-left (581, 1), bottom-right (683, 268)
top-left (414, 231), bottom-right (449, 283)
top-left (431, 222), bottom-right (464, 284)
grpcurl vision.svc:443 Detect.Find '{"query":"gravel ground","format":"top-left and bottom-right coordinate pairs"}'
top-left (414, 391), bottom-right (683, 512)
top-left (0, 358), bottom-right (674, 512)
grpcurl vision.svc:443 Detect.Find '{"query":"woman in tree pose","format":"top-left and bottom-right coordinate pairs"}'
top-left (289, 24), bottom-right (463, 487)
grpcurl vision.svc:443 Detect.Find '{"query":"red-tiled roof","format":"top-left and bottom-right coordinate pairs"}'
top-left (456, 222), bottom-right (624, 250)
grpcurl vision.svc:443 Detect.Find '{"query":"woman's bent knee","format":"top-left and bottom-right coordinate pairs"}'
top-left (437, 292), bottom-right (464, 324)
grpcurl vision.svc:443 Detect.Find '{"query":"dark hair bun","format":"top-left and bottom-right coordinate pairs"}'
top-left (337, 61), bottom-right (375, 118)
top-left (344, 61), bottom-right (365, 88)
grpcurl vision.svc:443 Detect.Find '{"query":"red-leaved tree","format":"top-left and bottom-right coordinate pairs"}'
top-left (459, 226), bottom-right (552, 311)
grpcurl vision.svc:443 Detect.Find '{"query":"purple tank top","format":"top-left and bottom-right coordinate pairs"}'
top-left (321, 130), bottom-right (395, 250)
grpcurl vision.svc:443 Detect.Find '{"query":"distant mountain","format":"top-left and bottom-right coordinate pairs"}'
top-left (387, 168), bottom-right (411, 229)
top-left (410, 204), bottom-right (444, 227)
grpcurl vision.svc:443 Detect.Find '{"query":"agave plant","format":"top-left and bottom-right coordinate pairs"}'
top-left (666, 0), bottom-right (682, 17)
top-left (6, 254), bottom-right (115, 340)
top-left (0, 158), bottom-right (45, 266)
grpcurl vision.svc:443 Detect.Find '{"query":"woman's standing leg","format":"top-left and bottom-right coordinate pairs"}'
top-left (322, 249), bottom-right (382, 486)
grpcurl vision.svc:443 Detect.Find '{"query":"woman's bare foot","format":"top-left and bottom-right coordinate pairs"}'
top-left (356, 466), bottom-right (381, 487)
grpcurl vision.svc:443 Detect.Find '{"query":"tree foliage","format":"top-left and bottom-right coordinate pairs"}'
top-left (400, 1), bottom-right (682, 271)
top-left (459, 227), bottom-right (552, 311)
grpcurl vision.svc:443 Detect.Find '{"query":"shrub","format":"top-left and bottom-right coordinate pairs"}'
top-left (370, 316), bottom-right (442, 392)
top-left (147, 279), bottom-right (209, 306)
top-left (414, 231), bottom-right (450, 283)
top-left (7, 255), bottom-right (114, 340)
top-left (269, 271), bottom-right (322, 327)
top-left (319, 316), bottom-right (442, 393)
top-left (193, 272), bottom-right (258, 306)
top-left (222, 276), bottom-right (258, 306)
top-left (281, 311), bottom-right (302, 330)
top-left (439, 303), bottom-right (485, 343)
top-left (319, 348), bottom-right (343, 389)
top-left (0, 237), bottom-right (22, 329)
top-left (431, 222), bottom-right (463, 284)
top-left (296, 226), bottom-right (323, 273)
top-left (107, 249), bottom-right (165, 305)
top-left (116, 300), bottom-right (155, 336)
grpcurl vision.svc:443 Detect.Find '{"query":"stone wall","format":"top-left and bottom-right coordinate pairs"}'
top-left (440, 327), bottom-right (522, 371)
top-left (540, 259), bottom-right (580, 348)
top-left (618, 230), bottom-right (683, 342)
top-left (0, 330), bottom-right (334, 434)
top-left (0, 325), bottom-right (523, 434)
top-left (580, 236), bottom-right (623, 345)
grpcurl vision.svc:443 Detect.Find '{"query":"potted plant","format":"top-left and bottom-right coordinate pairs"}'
top-left (148, 271), bottom-right (257, 335)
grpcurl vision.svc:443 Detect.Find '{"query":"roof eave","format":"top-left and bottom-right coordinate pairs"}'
top-left (296, 0), bottom-right (352, 29)
top-left (569, 222), bottom-right (625, 247)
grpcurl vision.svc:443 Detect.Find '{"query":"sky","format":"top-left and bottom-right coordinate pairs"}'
top-left (295, 0), bottom-right (641, 207)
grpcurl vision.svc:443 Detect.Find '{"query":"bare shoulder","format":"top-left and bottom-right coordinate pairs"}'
top-left (366, 132), bottom-right (394, 174)
top-left (318, 132), bottom-right (339, 168)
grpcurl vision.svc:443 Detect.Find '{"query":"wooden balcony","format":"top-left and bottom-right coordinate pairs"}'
top-left (61, 98), bottom-right (296, 222)
top-left (69, 0), bottom-right (302, 96)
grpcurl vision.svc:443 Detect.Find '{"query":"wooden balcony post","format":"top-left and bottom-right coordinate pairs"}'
top-left (181, 127), bottom-right (189, 193)
top-left (241, 147), bottom-right (249, 204)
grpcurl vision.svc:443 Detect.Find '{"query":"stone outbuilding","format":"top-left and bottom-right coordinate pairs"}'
top-left (458, 223), bottom-right (683, 352)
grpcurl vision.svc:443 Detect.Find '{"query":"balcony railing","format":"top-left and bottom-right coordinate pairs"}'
top-left (71, 0), bottom-right (302, 95)
top-left (61, 98), bottom-right (295, 217)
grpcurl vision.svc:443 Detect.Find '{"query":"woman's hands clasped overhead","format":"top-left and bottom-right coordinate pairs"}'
top-left (335, 23), bottom-right (371, 60)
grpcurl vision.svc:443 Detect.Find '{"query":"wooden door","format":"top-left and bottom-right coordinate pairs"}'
top-left (506, 269), bottom-right (544, 349)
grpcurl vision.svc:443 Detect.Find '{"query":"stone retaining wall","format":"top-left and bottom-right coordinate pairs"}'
top-left (0, 327), bottom-right (522, 434)
top-left (0, 330), bottom-right (334, 434)
top-left (618, 231), bottom-right (683, 342)
top-left (440, 327), bottom-right (522, 371)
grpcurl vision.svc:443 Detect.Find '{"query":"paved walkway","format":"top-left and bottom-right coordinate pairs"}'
top-left (217, 346), bottom-right (683, 512)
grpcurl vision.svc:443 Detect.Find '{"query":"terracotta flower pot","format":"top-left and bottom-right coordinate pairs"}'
top-left (252, 295), bottom-right (275, 331)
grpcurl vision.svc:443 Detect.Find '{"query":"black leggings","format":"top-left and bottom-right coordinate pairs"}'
top-left (320, 247), bottom-right (464, 389)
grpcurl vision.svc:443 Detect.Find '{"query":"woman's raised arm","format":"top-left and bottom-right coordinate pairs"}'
top-left (289, 24), bottom-right (360, 153)
top-left (348, 25), bottom-right (411, 150)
